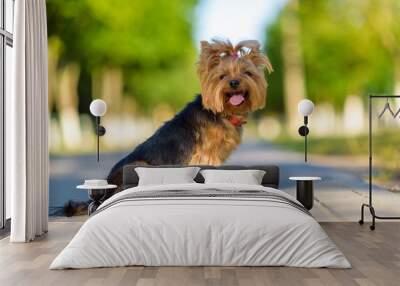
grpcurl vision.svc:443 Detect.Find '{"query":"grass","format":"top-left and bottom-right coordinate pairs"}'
top-left (275, 135), bottom-right (368, 156)
top-left (275, 131), bottom-right (400, 158)
top-left (274, 131), bottom-right (400, 187)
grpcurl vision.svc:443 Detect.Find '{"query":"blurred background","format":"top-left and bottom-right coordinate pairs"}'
top-left (47, 0), bottom-right (400, 217)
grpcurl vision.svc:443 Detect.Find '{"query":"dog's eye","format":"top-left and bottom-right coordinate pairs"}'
top-left (219, 74), bottom-right (227, 80)
top-left (244, 71), bottom-right (253, 77)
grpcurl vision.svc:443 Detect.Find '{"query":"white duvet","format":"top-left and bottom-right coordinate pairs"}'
top-left (50, 183), bottom-right (350, 269)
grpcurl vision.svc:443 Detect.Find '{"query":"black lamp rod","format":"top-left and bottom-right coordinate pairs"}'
top-left (96, 116), bottom-right (100, 162)
top-left (304, 116), bottom-right (308, 162)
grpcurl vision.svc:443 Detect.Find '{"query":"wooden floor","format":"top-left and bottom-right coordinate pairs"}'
top-left (0, 221), bottom-right (399, 286)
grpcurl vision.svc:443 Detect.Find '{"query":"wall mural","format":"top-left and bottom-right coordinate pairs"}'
top-left (46, 0), bottom-right (400, 220)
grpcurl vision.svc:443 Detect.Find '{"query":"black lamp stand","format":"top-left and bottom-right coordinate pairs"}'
top-left (298, 116), bottom-right (310, 162)
top-left (95, 116), bottom-right (106, 162)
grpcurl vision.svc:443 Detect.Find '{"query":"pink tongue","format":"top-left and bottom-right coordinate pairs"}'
top-left (229, 94), bottom-right (245, 106)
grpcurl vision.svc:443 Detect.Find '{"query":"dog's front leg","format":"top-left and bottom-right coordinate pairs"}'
top-left (189, 150), bottom-right (222, 166)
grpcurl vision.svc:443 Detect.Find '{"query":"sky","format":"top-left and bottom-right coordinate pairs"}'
top-left (195, 0), bottom-right (287, 47)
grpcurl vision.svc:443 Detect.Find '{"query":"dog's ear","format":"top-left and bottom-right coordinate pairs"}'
top-left (237, 40), bottom-right (273, 74)
top-left (198, 39), bottom-right (235, 74)
top-left (200, 40), bottom-right (211, 51)
top-left (236, 40), bottom-right (261, 53)
top-left (198, 41), bottom-right (218, 75)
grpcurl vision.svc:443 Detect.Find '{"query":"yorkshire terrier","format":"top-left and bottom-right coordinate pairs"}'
top-left (107, 39), bottom-right (273, 190)
top-left (64, 39), bottom-right (272, 215)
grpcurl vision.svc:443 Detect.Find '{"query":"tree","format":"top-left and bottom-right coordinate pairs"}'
top-left (265, 0), bottom-right (399, 113)
top-left (46, 0), bottom-right (199, 113)
top-left (280, 0), bottom-right (306, 133)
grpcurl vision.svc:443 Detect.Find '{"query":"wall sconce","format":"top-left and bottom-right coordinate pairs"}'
top-left (90, 99), bottom-right (107, 162)
top-left (298, 99), bottom-right (314, 162)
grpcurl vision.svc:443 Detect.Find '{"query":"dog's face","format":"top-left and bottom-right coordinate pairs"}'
top-left (197, 39), bottom-right (273, 115)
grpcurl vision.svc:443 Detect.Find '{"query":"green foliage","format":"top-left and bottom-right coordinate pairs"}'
top-left (264, 17), bottom-right (285, 114)
top-left (265, 0), bottom-right (400, 111)
top-left (47, 0), bottom-right (198, 111)
top-left (127, 59), bottom-right (200, 112)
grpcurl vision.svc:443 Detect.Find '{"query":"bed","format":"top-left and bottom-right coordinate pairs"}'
top-left (50, 165), bottom-right (350, 269)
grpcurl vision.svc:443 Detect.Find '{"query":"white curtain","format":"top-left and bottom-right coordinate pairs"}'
top-left (8, 0), bottom-right (49, 242)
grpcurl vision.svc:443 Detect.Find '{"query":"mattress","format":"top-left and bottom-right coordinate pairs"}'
top-left (50, 183), bottom-right (350, 269)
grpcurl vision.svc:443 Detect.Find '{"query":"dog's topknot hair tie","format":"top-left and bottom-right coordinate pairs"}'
top-left (219, 51), bottom-right (240, 60)
top-left (231, 52), bottom-right (239, 60)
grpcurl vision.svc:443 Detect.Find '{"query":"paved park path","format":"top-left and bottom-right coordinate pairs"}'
top-left (50, 140), bottom-right (400, 222)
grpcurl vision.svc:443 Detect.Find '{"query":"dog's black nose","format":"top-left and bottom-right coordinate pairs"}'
top-left (229, 80), bottom-right (240, 89)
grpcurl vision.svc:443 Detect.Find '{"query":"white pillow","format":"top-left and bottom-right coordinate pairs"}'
top-left (135, 167), bottom-right (200, 186)
top-left (200, 169), bottom-right (266, 185)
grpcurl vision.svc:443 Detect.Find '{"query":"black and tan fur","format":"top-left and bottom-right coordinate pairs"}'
top-left (64, 39), bottom-right (272, 215)
top-left (107, 39), bottom-right (272, 192)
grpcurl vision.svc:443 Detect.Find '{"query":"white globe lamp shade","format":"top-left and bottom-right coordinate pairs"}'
top-left (90, 99), bottom-right (107, 117)
top-left (298, 99), bottom-right (314, 116)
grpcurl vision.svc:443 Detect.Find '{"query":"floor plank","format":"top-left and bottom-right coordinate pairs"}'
top-left (0, 222), bottom-right (399, 286)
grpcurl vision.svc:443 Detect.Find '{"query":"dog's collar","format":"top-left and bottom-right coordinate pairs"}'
top-left (226, 115), bottom-right (247, 127)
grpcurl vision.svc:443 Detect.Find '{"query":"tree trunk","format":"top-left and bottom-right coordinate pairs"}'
top-left (281, 0), bottom-right (306, 135)
top-left (92, 66), bottom-right (124, 149)
top-left (57, 63), bottom-right (82, 150)
top-left (92, 66), bottom-right (123, 115)
top-left (47, 38), bottom-right (62, 114)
